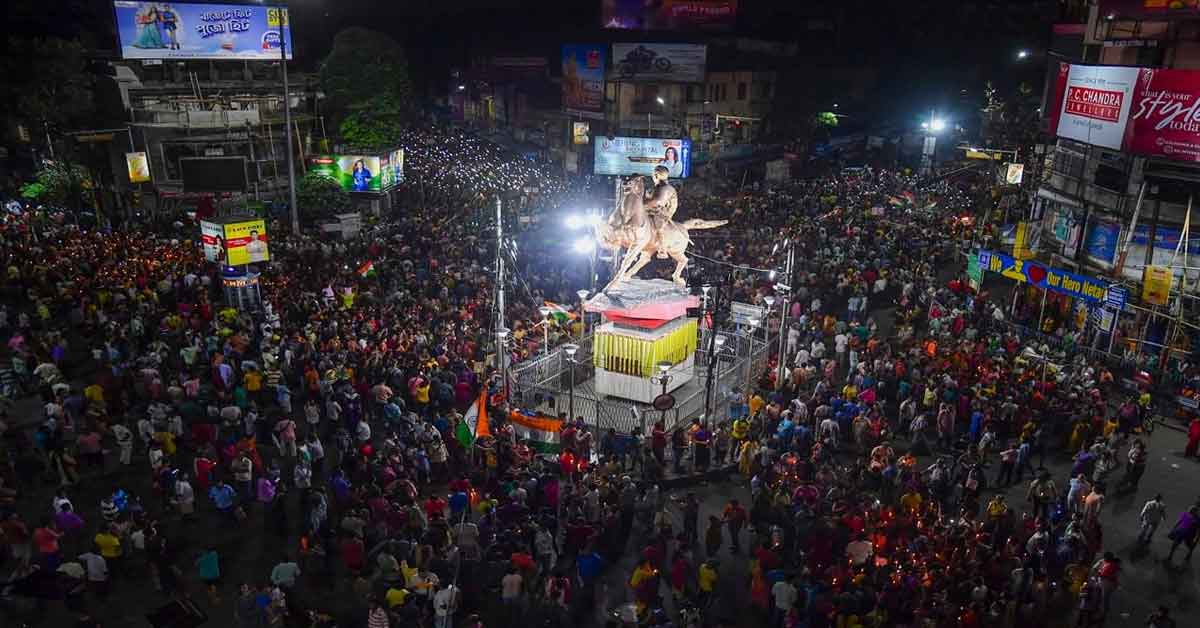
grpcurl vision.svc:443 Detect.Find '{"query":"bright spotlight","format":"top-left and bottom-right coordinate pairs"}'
top-left (930, 118), bottom-right (946, 132)
top-left (565, 214), bottom-right (583, 229)
top-left (572, 237), bottom-right (595, 254)
top-left (1017, 50), bottom-right (1029, 59)
top-left (656, 96), bottom-right (665, 105)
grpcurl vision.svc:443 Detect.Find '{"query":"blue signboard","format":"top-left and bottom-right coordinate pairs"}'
top-left (978, 250), bottom-right (1109, 304)
top-left (114, 2), bottom-right (293, 61)
top-left (1105, 285), bottom-right (1127, 311)
top-left (1084, 220), bottom-right (1121, 264)
top-left (1131, 224), bottom-right (1200, 255)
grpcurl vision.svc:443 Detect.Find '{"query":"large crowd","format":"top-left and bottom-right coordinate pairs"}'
top-left (0, 125), bottom-right (1196, 628)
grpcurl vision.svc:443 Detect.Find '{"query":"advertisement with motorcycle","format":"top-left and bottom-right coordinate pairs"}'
top-left (611, 43), bottom-right (706, 83)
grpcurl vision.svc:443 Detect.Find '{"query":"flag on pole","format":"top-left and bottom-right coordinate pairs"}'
top-left (357, 261), bottom-right (377, 278)
top-left (458, 390), bottom-right (490, 449)
top-left (543, 301), bottom-right (576, 324)
top-left (508, 410), bottom-right (562, 453)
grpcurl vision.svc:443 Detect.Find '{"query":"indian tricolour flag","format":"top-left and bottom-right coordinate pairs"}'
top-left (357, 261), bottom-right (377, 278)
top-left (456, 390), bottom-right (491, 449)
top-left (508, 410), bottom-right (562, 453)
top-left (543, 301), bottom-right (576, 325)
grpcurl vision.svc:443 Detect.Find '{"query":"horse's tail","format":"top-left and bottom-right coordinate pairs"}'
top-left (680, 219), bottom-right (729, 230)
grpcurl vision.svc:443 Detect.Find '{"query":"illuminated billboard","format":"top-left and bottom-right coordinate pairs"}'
top-left (113, 2), bottom-right (294, 60)
top-left (594, 137), bottom-right (691, 177)
top-left (201, 218), bottom-right (269, 265)
top-left (309, 151), bottom-right (403, 193)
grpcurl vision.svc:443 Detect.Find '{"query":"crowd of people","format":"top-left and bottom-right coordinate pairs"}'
top-left (0, 124), bottom-right (1195, 628)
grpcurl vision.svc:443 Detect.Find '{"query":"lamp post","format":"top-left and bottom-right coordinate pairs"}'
top-left (577, 288), bottom-right (591, 335)
top-left (704, 333), bottom-right (726, 422)
top-left (652, 359), bottom-right (673, 428)
top-left (277, 12), bottom-right (299, 235)
top-left (920, 113), bottom-right (946, 176)
top-left (744, 316), bottom-right (760, 401)
top-left (563, 343), bottom-right (580, 422)
top-left (496, 326), bottom-right (510, 399)
top-left (773, 283), bottom-right (791, 390)
top-left (538, 306), bottom-right (552, 355)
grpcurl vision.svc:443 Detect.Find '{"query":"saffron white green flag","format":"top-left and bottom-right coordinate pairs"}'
top-left (508, 410), bottom-right (562, 453)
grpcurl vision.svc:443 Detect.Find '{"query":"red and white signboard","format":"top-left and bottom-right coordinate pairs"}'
top-left (1054, 65), bottom-right (1140, 150)
top-left (1126, 67), bottom-right (1200, 163)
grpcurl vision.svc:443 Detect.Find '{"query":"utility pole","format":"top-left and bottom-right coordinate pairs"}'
top-left (775, 243), bottom-right (794, 389)
top-left (494, 196), bottom-right (508, 391)
top-left (279, 13), bottom-right (300, 235)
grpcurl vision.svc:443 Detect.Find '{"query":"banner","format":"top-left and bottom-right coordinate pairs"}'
top-left (573, 122), bottom-right (590, 145)
top-left (602, 0), bottom-right (738, 31)
top-left (611, 43), bottom-right (706, 83)
top-left (594, 136), bottom-right (692, 177)
top-left (1098, 1), bottom-right (1200, 20)
top-left (978, 250), bottom-right (1109, 303)
top-left (1054, 64), bottom-right (1140, 150)
top-left (113, 2), bottom-right (293, 60)
top-left (1084, 220), bottom-right (1121, 264)
top-left (1013, 222), bottom-right (1034, 260)
top-left (125, 151), bottom-right (151, 183)
top-left (1005, 163), bottom-right (1025, 184)
top-left (562, 44), bottom-right (606, 120)
top-left (1131, 224), bottom-right (1200, 254)
top-left (1142, 264), bottom-right (1172, 305)
top-left (200, 221), bottom-right (225, 262)
top-left (223, 219), bottom-right (269, 265)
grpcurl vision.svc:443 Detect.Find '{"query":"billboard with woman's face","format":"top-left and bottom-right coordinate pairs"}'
top-left (309, 155), bottom-right (383, 192)
top-left (113, 2), bottom-right (294, 60)
top-left (594, 137), bottom-right (691, 177)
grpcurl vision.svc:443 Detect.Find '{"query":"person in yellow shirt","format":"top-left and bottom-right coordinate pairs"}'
top-left (697, 560), bottom-right (718, 608)
top-left (748, 394), bottom-right (766, 417)
top-left (95, 526), bottom-right (123, 560)
top-left (244, 370), bottom-right (263, 394)
top-left (899, 489), bottom-right (923, 516)
top-left (385, 586), bottom-right (410, 608)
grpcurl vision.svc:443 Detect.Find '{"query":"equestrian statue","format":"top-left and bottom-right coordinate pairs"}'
top-left (596, 165), bottom-right (727, 291)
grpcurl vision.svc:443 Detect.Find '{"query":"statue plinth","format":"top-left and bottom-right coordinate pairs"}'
top-left (582, 278), bottom-right (699, 403)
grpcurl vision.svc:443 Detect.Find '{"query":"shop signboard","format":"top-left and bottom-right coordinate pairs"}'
top-left (1084, 220), bottom-right (1121, 264)
top-left (602, 0), bottom-right (738, 31)
top-left (562, 44), bottom-right (606, 120)
top-left (1005, 163), bottom-right (1025, 184)
top-left (1141, 264), bottom-right (1172, 305)
top-left (594, 136), bottom-right (692, 177)
top-left (113, 2), bottom-right (293, 60)
top-left (1106, 285), bottom-right (1128, 312)
top-left (611, 43), bottom-right (706, 83)
top-left (1098, 1), bottom-right (1200, 21)
top-left (1053, 64), bottom-right (1139, 150)
top-left (978, 250), bottom-right (1109, 304)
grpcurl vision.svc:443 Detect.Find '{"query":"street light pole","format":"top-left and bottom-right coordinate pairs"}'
top-left (564, 344), bottom-right (579, 422)
top-left (538, 306), bottom-right (551, 355)
top-left (278, 15), bottom-right (299, 235)
top-left (744, 317), bottom-right (760, 401)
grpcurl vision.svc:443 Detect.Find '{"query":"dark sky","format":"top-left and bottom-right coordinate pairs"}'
top-left (7, 0), bottom-right (1059, 126)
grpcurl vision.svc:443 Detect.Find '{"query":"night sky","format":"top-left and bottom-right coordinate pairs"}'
top-left (5, 0), bottom-right (1059, 128)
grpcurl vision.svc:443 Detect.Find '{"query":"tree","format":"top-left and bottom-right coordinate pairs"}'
top-left (19, 161), bottom-right (94, 209)
top-left (297, 170), bottom-right (352, 221)
top-left (338, 92), bottom-right (407, 151)
top-left (319, 28), bottom-right (414, 135)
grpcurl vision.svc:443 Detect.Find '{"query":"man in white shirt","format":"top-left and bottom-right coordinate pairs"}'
top-left (1138, 494), bottom-right (1166, 544)
top-left (78, 551), bottom-right (109, 594)
top-left (433, 583), bottom-right (459, 628)
top-left (770, 578), bottom-right (798, 624)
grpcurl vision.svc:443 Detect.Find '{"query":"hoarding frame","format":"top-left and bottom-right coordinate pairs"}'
top-left (611, 43), bottom-right (707, 83)
top-left (594, 136), bottom-right (692, 178)
top-left (112, 1), bottom-right (294, 61)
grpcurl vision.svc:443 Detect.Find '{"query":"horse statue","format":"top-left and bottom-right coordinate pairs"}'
top-left (595, 175), bottom-right (727, 291)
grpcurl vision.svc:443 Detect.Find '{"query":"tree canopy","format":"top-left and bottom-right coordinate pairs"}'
top-left (319, 28), bottom-right (413, 149)
top-left (297, 170), bottom-right (352, 221)
top-left (0, 36), bottom-right (95, 134)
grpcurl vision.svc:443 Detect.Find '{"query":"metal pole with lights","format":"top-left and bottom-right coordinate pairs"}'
top-left (563, 343), bottom-right (580, 422)
top-left (744, 317), bottom-right (760, 401)
top-left (920, 113), bottom-right (946, 177)
top-left (538, 305), bottom-right (552, 355)
top-left (277, 8), bottom-right (300, 235)
top-left (577, 288), bottom-right (591, 335)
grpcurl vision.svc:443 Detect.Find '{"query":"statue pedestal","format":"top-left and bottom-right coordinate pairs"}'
top-left (584, 279), bottom-right (700, 403)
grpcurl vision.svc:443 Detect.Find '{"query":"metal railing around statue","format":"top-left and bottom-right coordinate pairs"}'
top-left (509, 326), bottom-right (770, 435)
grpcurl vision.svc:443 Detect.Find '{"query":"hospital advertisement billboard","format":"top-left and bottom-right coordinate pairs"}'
top-left (594, 137), bottom-right (691, 178)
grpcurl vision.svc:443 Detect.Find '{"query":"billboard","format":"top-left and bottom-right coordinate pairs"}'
top-left (1053, 64), bottom-right (1139, 150)
top-left (573, 122), bottom-right (590, 145)
top-left (1098, 1), bottom-right (1200, 20)
top-left (125, 152), bottom-right (151, 183)
top-left (181, 156), bottom-right (248, 192)
top-left (1126, 66), bottom-right (1200, 162)
top-left (595, 137), bottom-right (692, 177)
top-left (602, 0), bottom-right (738, 31)
top-left (309, 153), bottom-right (402, 193)
top-left (562, 44), bottom-right (606, 120)
top-left (113, 2), bottom-right (293, 60)
top-left (201, 219), bottom-right (269, 265)
top-left (611, 43), bottom-right (706, 83)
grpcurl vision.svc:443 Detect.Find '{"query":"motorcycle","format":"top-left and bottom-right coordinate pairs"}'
top-left (618, 46), bottom-right (672, 78)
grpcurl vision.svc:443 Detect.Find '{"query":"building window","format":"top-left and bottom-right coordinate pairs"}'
top-left (737, 83), bottom-right (747, 100)
top-left (719, 84), bottom-right (727, 101)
